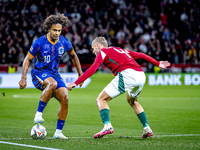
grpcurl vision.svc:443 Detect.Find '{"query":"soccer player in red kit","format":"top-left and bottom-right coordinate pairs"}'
top-left (67, 37), bottom-right (170, 139)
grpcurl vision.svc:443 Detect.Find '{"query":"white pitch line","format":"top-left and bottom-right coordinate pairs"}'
top-left (109, 134), bottom-right (200, 138)
top-left (13, 95), bottom-right (200, 99)
top-left (0, 141), bottom-right (62, 150)
top-left (141, 97), bottom-right (200, 99)
top-left (0, 134), bottom-right (199, 141)
top-left (156, 134), bottom-right (200, 137)
top-left (13, 95), bottom-right (40, 98)
top-left (0, 138), bottom-right (33, 140)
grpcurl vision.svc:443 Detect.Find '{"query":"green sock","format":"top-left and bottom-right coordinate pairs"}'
top-left (137, 112), bottom-right (149, 128)
top-left (100, 109), bottom-right (110, 125)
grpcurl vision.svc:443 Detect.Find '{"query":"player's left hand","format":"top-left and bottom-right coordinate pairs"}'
top-left (67, 83), bottom-right (77, 91)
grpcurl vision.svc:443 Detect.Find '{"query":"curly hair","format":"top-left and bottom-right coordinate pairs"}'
top-left (42, 13), bottom-right (69, 32)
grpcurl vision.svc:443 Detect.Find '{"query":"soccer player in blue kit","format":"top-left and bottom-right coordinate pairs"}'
top-left (19, 13), bottom-right (83, 139)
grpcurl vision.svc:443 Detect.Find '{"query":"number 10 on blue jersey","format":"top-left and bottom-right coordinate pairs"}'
top-left (44, 55), bottom-right (50, 63)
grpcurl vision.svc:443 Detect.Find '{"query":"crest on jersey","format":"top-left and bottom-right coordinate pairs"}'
top-left (58, 46), bottom-right (64, 56)
top-left (42, 73), bottom-right (47, 77)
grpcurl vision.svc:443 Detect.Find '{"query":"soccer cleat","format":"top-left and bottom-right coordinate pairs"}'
top-left (142, 126), bottom-right (153, 138)
top-left (53, 132), bottom-right (68, 139)
top-left (93, 126), bottom-right (114, 139)
top-left (34, 115), bottom-right (44, 124)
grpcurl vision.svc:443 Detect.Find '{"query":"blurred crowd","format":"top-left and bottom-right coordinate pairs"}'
top-left (0, 0), bottom-right (200, 72)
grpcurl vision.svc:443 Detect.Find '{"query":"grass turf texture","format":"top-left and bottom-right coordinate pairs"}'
top-left (0, 72), bottom-right (200, 150)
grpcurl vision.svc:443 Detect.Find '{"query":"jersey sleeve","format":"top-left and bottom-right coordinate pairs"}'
top-left (28, 39), bottom-right (40, 58)
top-left (129, 51), bottom-right (160, 66)
top-left (74, 50), bottom-right (106, 85)
top-left (64, 37), bottom-right (74, 54)
top-left (74, 61), bottom-right (101, 85)
top-left (95, 51), bottom-right (106, 64)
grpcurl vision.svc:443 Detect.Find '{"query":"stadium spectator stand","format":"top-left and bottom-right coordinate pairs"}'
top-left (0, 0), bottom-right (199, 73)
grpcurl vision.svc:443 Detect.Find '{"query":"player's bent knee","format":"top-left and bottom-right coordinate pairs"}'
top-left (50, 82), bottom-right (57, 89)
top-left (96, 97), bottom-right (103, 106)
top-left (61, 95), bottom-right (69, 105)
top-left (46, 82), bottom-right (57, 91)
top-left (96, 98), bottom-right (99, 104)
top-left (43, 79), bottom-right (57, 90)
top-left (127, 98), bottom-right (137, 106)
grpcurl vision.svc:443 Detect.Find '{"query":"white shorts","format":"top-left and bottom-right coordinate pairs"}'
top-left (104, 69), bottom-right (146, 98)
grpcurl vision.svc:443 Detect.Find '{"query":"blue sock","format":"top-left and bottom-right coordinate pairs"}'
top-left (100, 109), bottom-right (110, 125)
top-left (37, 100), bottom-right (47, 113)
top-left (56, 119), bottom-right (65, 130)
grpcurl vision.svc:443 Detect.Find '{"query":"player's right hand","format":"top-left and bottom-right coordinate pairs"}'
top-left (159, 61), bottom-right (171, 69)
top-left (67, 83), bottom-right (77, 91)
top-left (19, 79), bottom-right (27, 89)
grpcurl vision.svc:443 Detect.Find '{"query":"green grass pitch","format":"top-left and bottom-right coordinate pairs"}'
top-left (0, 73), bottom-right (200, 150)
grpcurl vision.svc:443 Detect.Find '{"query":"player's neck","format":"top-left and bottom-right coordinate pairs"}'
top-left (47, 33), bottom-right (58, 44)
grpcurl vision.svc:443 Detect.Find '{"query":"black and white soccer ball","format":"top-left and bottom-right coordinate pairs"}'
top-left (31, 124), bottom-right (47, 139)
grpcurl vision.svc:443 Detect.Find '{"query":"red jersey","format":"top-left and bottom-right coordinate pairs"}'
top-left (74, 47), bottom-right (160, 85)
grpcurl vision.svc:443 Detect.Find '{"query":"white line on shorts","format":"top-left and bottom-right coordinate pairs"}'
top-left (0, 141), bottom-right (62, 150)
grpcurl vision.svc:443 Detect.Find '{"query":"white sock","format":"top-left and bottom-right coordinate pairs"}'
top-left (144, 126), bottom-right (150, 129)
top-left (55, 129), bottom-right (62, 134)
top-left (35, 111), bottom-right (42, 117)
top-left (104, 123), bottom-right (112, 128)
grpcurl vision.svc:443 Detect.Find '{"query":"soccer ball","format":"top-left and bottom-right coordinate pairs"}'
top-left (31, 124), bottom-right (47, 139)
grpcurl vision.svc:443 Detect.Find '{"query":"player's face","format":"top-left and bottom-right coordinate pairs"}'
top-left (92, 43), bottom-right (100, 56)
top-left (49, 24), bottom-right (62, 42)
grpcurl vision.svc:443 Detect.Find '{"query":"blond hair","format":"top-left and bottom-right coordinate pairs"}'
top-left (92, 37), bottom-right (108, 47)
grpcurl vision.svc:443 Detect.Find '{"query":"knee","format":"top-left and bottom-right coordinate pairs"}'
top-left (96, 97), bottom-right (102, 106)
top-left (44, 81), bottom-right (57, 90)
top-left (96, 97), bottom-right (100, 105)
top-left (49, 82), bottom-right (57, 90)
top-left (127, 98), bottom-right (137, 106)
top-left (61, 95), bottom-right (69, 106)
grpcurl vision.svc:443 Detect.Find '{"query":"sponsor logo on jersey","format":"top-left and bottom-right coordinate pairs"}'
top-left (44, 44), bottom-right (50, 49)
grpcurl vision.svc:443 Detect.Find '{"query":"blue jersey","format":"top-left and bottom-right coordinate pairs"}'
top-left (28, 34), bottom-right (73, 75)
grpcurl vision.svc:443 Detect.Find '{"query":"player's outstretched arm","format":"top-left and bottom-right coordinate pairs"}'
top-left (67, 61), bottom-right (101, 91)
top-left (159, 61), bottom-right (171, 69)
top-left (19, 54), bottom-right (33, 89)
top-left (69, 51), bottom-right (84, 87)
